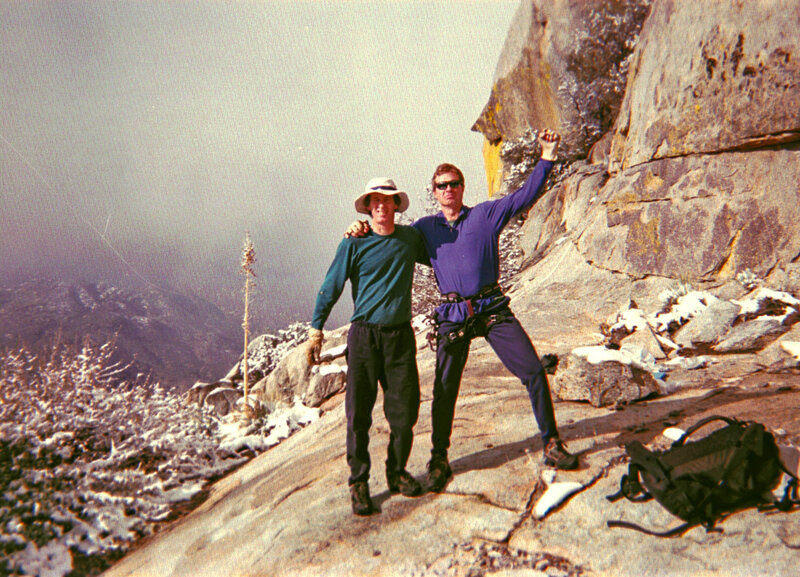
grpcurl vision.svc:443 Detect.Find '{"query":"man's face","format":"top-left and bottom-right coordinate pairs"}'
top-left (368, 193), bottom-right (398, 225)
top-left (433, 172), bottom-right (464, 211)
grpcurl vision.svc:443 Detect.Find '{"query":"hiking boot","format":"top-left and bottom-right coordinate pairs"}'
top-left (425, 455), bottom-right (452, 493)
top-left (387, 470), bottom-right (424, 497)
top-left (350, 481), bottom-right (374, 516)
top-left (543, 438), bottom-right (579, 470)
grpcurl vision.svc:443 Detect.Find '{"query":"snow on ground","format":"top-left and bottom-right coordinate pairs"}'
top-left (318, 364), bottom-right (347, 376)
top-left (609, 308), bottom-right (650, 333)
top-left (533, 469), bottom-right (583, 520)
top-left (782, 342), bottom-right (800, 360)
top-left (732, 287), bottom-right (800, 315)
top-left (583, 285), bottom-right (800, 394)
top-left (0, 340), bottom-right (319, 577)
top-left (572, 343), bottom-right (659, 371)
top-left (650, 290), bottom-right (718, 333)
top-left (321, 343), bottom-right (347, 359)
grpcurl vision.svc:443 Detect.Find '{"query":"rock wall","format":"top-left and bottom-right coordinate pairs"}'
top-left (472, 0), bottom-right (651, 194)
top-left (576, 147), bottom-right (800, 283)
top-left (610, 0), bottom-right (800, 170)
top-left (478, 0), bottom-right (800, 288)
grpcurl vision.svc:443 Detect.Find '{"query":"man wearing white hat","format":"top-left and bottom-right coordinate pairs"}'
top-left (307, 177), bottom-right (428, 516)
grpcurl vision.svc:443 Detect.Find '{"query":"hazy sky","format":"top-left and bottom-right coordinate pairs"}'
top-left (1, 0), bottom-right (519, 330)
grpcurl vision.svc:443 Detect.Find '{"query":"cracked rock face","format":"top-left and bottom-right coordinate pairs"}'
top-left (610, 0), bottom-right (800, 170)
top-left (522, 147), bottom-right (800, 286)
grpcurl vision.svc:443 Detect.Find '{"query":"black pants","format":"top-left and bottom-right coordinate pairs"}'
top-left (431, 308), bottom-right (558, 459)
top-left (346, 320), bottom-right (420, 485)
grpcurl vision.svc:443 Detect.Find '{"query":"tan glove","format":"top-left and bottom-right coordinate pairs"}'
top-left (306, 328), bottom-right (324, 365)
top-left (344, 219), bottom-right (371, 238)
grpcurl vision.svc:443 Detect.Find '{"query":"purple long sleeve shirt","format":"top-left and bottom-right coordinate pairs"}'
top-left (412, 159), bottom-right (554, 322)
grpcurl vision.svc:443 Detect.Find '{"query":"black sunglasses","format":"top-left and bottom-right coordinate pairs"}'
top-left (435, 180), bottom-right (462, 191)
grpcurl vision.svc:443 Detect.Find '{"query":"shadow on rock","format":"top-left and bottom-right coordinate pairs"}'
top-left (451, 385), bottom-right (797, 476)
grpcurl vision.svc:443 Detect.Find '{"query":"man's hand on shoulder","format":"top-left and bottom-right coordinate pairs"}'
top-left (345, 219), bottom-right (371, 238)
top-left (539, 129), bottom-right (560, 161)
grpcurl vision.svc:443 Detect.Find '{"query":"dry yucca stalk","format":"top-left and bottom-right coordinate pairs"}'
top-left (240, 232), bottom-right (257, 410)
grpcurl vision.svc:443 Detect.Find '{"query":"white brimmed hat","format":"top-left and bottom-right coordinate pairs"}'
top-left (354, 177), bottom-right (410, 215)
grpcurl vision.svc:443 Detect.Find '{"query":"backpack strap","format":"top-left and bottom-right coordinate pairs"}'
top-left (606, 519), bottom-right (704, 537)
top-left (607, 442), bottom-right (671, 504)
top-left (672, 415), bottom-right (741, 447)
top-left (607, 465), bottom-right (653, 503)
top-left (625, 441), bottom-right (671, 485)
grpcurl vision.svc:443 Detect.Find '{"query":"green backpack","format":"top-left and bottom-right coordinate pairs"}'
top-left (607, 415), bottom-right (799, 537)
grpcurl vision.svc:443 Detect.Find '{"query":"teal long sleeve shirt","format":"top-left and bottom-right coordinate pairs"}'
top-left (311, 225), bottom-right (427, 330)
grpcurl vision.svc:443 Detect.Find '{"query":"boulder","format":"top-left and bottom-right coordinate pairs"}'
top-left (252, 345), bottom-right (309, 406)
top-left (186, 381), bottom-right (223, 406)
top-left (204, 387), bottom-right (242, 417)
top-left (252, 327), bottom-right (349, 408)
top-left (550, 352), bottom-right (660, 407)
top-left (303, 364), bottom-right (347, 408)
top-left (610, 0), bottom-right (800, 171)
top-left (471, 0), bottom-right (651, 193)
top-left (619, 323), bottom-right (666, 359)
top-left (713, 317), bottom-right (789, 353)
top-left (757, 323), bottom-right (800, 367)
top-left (187, 380), bottom-right (241, 414)
top-left (768, 262), bottom-right (800, 296)
top-left (674, 299), bottom-right (741, 349)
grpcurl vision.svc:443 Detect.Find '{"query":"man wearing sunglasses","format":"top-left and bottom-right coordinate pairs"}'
top-left (346, 130), bottom-right (577, 494)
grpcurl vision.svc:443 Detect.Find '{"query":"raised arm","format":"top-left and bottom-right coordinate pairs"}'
top-left (484, 130), bottom-right (560, 231)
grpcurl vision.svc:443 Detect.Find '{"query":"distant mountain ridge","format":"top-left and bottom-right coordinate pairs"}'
top-left (0, 279), bottom-right (242, 390)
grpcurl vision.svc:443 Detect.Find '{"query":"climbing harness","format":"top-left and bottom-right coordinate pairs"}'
top-left (431, 284), bottom-right (512, 351)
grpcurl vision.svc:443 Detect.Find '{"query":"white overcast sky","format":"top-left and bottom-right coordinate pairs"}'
top-left (1, 0), bottom-right (519, 329)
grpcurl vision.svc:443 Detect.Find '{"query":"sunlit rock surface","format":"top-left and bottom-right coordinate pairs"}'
top-left (610, 0), bottom-right (800, 170)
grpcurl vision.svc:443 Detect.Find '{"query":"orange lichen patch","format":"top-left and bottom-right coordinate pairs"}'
top-left (472, 84), bottom-right (504, 142)
top-left (482, 138), bottom-right (504, 198)
top-left (716, 229), bottom-right (742, 280)
top-left (627, 217), bottom-right (660, 257)
top-left (643, 171), bottom-right (665, 192)
top-left (483, 83), bottom-right (503, 127)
